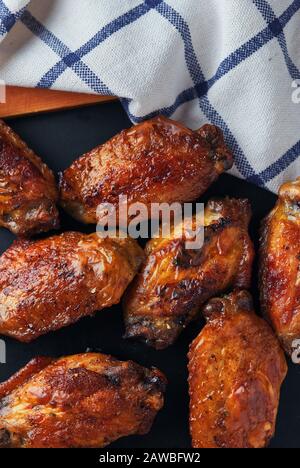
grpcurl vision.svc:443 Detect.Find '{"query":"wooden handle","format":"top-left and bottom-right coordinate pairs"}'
top-left (0, 86), bottom-right (117, 118)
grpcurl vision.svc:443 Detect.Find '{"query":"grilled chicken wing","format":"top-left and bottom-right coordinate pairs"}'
top-left (123, 198), bottom-right (254, 349)
top-left (0, 231), bottom-right (144, 342)
top-left (260, 178), bottom-right (300, 357)
top-left (0, 353), bottom-right (166, 448)
top-left (188, 290), bottom-right (287, 448)
top-left (59, 116), bottom-right (233, 224)
top-left (0, 120), bottom-right (59, 236)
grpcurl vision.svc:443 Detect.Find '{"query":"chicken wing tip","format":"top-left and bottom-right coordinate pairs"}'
top-left (202, 290), bottom-right (253, 323)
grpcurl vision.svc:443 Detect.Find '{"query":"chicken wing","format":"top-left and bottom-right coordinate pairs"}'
top-left (0, 231), bottom-right (144, 342)
top-left (59, 116), bottom-right (233, 224)
top-left (260, 178), bottom-right (300, 357)
top-left (0, 120), bottom-right (59, 236)
top-left (0, 353), bottom-right (166, 448)
top-left (123, 198), bottom-right (254, 349)
top-left (188, 290), bottom-right (287, 448)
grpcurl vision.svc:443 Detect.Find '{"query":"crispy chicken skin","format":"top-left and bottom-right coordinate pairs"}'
top-left (260, 178), bottom-right (300, 356)
top-left (59, 116), bottom-right (233, 224)
top-left (0, 353), bottom-right (166, 448)
top-left (123, 198), bottom-right (254, 349)
top-left (188, 290), bottom-right (287, 449)
top-left (0, 232), bottom-right (144, 342)
top-left (0, 120), bottom-right (59, 236)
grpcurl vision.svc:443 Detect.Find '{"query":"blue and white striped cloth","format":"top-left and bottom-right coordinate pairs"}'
top-left (0, 0), bottom-right (299, 192)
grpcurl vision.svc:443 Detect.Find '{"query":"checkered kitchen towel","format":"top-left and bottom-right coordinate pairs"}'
top-left (0, 0), bottom-right (299, 192)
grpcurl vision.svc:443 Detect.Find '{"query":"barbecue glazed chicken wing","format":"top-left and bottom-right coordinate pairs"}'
top-left (0, 353), bottom-right (166, 448)
top-left (0, 120), bottom-right (59, 236)
top-left (59, 116), bottom-right (233, 224)
top-left (123, 198), bottom-right (254, 349)
top-left (188, 290), bottom-right (287, 448)
top-left (260, 177), bottom-right (300, 357)
top-left (0, 232), bottom-right (144, 342)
